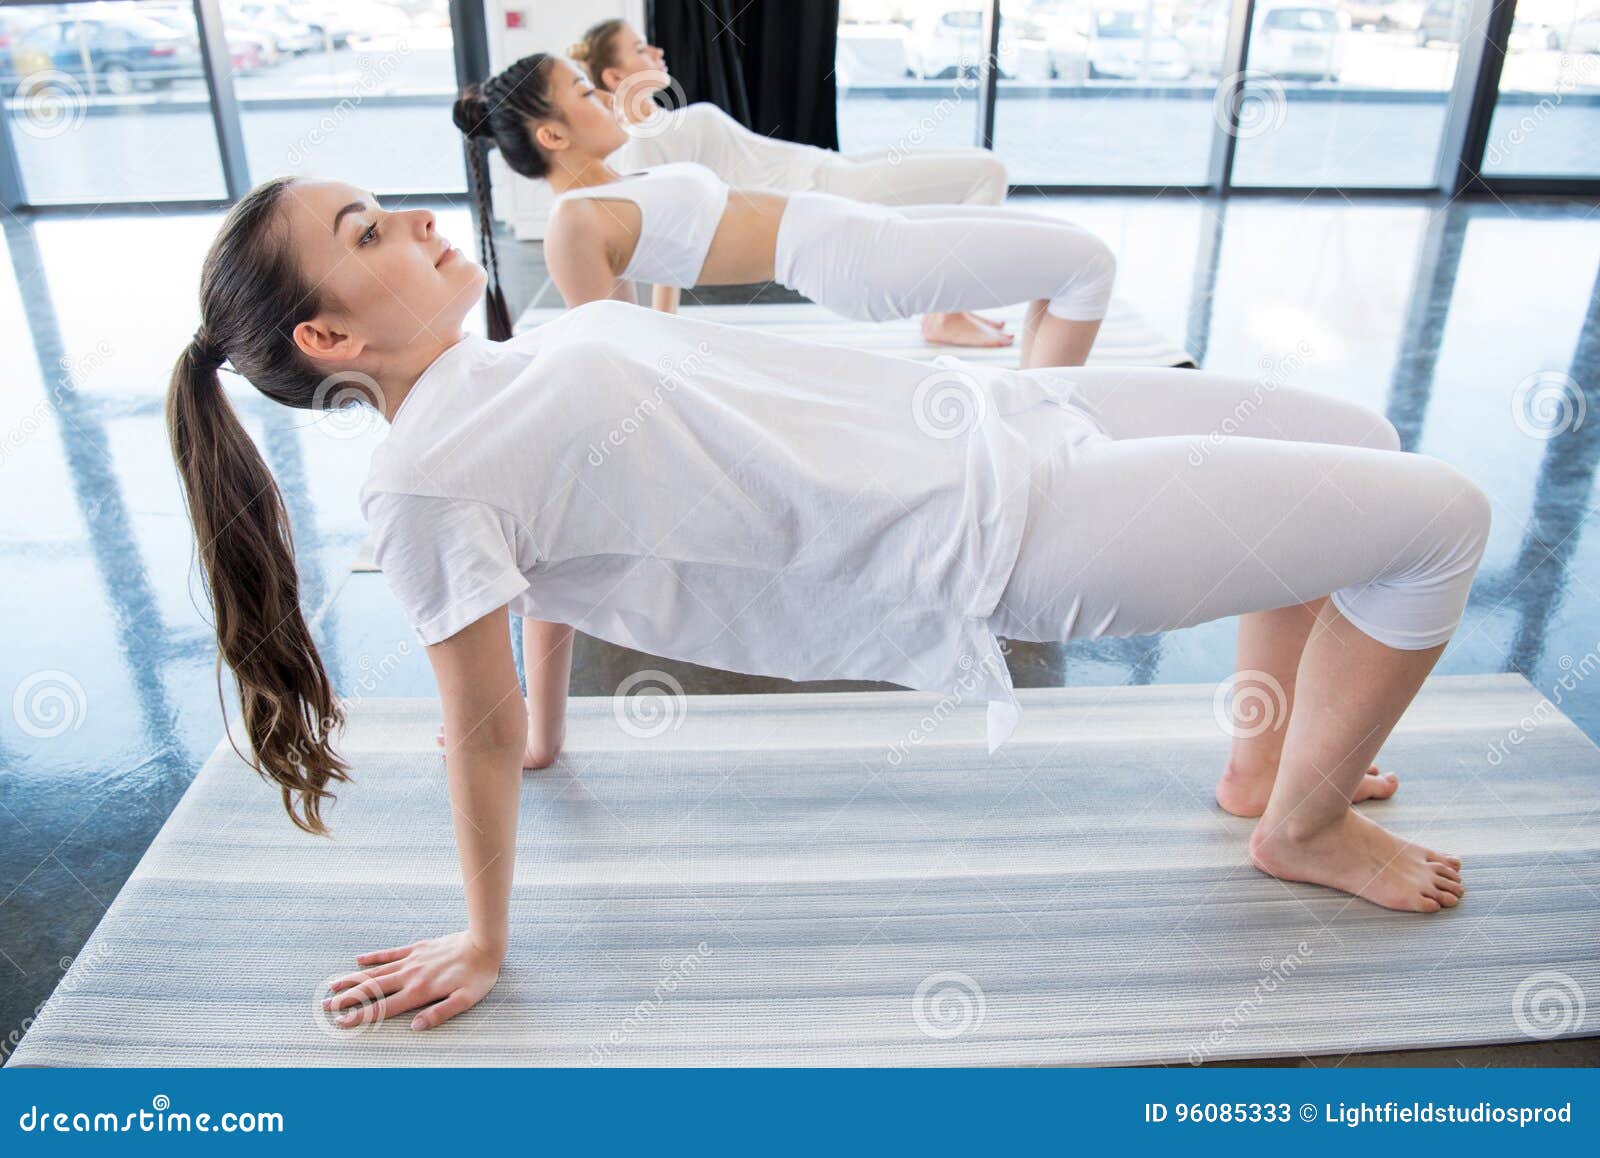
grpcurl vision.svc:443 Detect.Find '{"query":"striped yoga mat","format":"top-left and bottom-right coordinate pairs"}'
top-left (9, 675), bottom-right (1596, 1066)
top-left (514, 298), bottom-right (1198, 368)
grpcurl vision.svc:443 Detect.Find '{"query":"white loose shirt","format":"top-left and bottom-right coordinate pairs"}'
top-left (606, 102), bottom-right (835, 192)
top-left (358, 300), bottom-right (1106, 750)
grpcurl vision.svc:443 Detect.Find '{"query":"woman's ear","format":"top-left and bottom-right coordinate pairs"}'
top-left (292, 316), bottom-right (364, 366)
top-left (599, 65), bottom-right (623, 93)
top-left (532, 119), bottom-right (569, 154)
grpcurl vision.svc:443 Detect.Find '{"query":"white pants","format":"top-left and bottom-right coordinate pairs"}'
top-left (809, 147), bottom-right (1009, 208)
top-left (774, 193), bottom-right (1118, 323)
top-left (987, 367), bottom-right (1491, 651)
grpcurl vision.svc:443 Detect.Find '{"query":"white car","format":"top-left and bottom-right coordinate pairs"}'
top-left (1250, 1), bottom-right (1347, 82)
top-left (1084, 9), bottom-right (1191, 81)
top-left (911, 2), bottom-right (1052, 80)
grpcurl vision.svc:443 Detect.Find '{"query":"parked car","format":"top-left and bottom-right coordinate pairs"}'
top-left (1344, 0), bottom-right (1423, 33)
top-left (0, 14), bottom-right (203, 95)
top-left (228, 3), bottom-right (321, 56)
top-left (910, 2), bottom-right (1051, 80)
top-left (1250, 1), bottom-right (1347, 81)
top-left (1084, 8), bottom-right (1191, 81)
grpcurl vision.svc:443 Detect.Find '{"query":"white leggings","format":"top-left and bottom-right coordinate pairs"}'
top-left (809, 147), bottom-right (1009, 208)
top-left (774, 192), bottom-right (1117, 323)
top-left (987, 368), bottom-right (1491, 651)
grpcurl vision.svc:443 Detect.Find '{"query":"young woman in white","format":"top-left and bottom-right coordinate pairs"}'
top-left (169, 177), bottom-right (1480, 1032)
top-left (454, 55), bottom-right (1116, 370)
top-left (570, 17), bottom-right (1016, 349)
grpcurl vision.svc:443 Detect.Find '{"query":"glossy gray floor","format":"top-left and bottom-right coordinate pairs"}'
top-left (2, 192), bottom-right (1598, 1067)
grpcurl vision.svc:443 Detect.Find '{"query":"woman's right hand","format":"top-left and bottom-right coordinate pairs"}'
top-left (324, 930), bottom-right (503, 1031)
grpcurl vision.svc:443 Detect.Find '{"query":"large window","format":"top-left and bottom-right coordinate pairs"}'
top-left (836, 0), bottom-right (983, 153)
top-left (994, 0), bottom-right (1238, 186)
top-left (0, 0), bottom-right (465, 206)
top-left (1481, 0), bottom-right (1600, 177)
top-left (1230, 0), bottom-right (1472, 187)
top-left (216, 0), bottom-right (464, 193)
top-left (835, 0), bottom-right (1597, 191)
top-left (2, 1), bottom-right (228, 202)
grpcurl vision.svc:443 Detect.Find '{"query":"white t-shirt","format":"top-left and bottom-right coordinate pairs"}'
top-left (606, 102), bottom-right (835, 192)
top-left (358, 300), bottom-right (1106, 750)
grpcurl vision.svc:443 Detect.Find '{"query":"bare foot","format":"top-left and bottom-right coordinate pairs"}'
top-left (1215, 759), bottom-right (1398, 818)
top-left (1250, 808), bottom-right (1464, 913)
top-left (435, 717), bottom-right (559, 770)
top-left (921, 311), bottom-right (1014, 348)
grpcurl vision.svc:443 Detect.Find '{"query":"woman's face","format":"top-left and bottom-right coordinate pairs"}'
top-left (600, 23), bottom-right (667, 93)
top-left (279, 179), bottom-right (486, 366)
top-left (535, 58), bottom-right (630, 162)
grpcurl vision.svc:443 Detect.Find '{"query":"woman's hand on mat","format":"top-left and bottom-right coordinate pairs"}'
top-left (324, 930), bottom-right (503, 1031)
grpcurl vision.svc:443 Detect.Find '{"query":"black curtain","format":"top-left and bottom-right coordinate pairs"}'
top-left (647, 0), bottom-right (840, 150)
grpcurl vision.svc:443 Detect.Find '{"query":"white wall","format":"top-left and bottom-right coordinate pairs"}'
top-left (484, 0), bottom-right (647, 240)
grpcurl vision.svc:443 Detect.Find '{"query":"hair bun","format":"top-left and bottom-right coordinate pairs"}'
top-left (451, 87), bottom-right (494, 141)
top-left (568, 40), bottom-right (590, 61)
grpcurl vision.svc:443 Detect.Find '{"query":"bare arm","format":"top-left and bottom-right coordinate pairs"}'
top-left (523, 616), bottom-right (573, 767)
top-left (546, 201), bottom-right (635, 308)
top-left (325, 605), bottom-right (526, 1031)
top-left (651, 284), bottom-right (681, 314)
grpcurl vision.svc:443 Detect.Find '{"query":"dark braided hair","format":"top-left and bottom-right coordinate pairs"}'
top-left (452, 54), bottom-right (563, 341)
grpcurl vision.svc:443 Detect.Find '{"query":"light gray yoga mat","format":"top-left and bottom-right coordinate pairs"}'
top-left (514, 298), bottom-right (1198, 368)
top-left (9, 675), bottom-right (1596, 1067)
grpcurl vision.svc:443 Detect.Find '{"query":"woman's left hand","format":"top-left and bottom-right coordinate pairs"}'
top-left (323, 930), bottom-right (503, 1031)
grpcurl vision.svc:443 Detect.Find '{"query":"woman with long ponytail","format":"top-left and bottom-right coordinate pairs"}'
top-left (178, 169), bottom-right (1482, 1033)
top-left (166, 178), bottom-right (351, 836)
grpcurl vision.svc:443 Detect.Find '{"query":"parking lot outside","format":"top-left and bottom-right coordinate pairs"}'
top-left (2, 0), bottom-right (1596, 203)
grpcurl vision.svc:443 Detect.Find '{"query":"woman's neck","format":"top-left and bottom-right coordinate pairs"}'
top-left (545, 155), bottom-right (621, 193)
top-left (378, 329), bottom-right (470, 424)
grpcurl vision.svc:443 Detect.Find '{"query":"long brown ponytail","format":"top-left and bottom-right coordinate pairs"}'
top-left (166, 177), bottom-right (351, 836)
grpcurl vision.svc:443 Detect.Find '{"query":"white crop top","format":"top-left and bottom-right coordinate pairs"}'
top-left (553, 161), bottom-right (731, 288)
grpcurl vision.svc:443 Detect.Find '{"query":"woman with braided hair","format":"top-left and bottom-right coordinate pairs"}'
top-left (453, 55), bottom-right (1116, 369)
top-left (569, 17), bottom-right (1017, 349)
